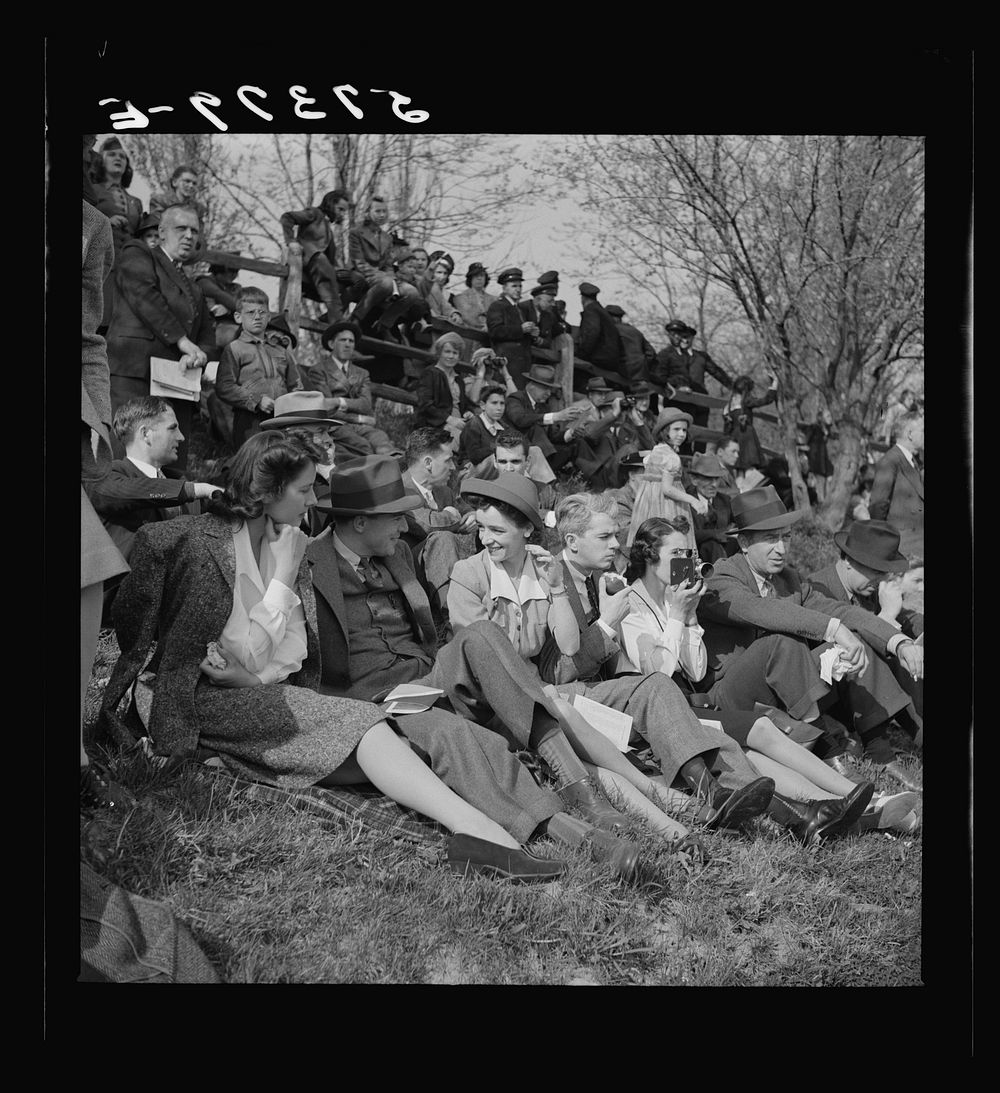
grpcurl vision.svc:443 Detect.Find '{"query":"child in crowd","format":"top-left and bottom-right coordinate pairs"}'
top-left (214, 287), bottom-right (302, 449)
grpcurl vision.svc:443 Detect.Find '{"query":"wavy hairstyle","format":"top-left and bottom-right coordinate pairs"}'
top-left (625, 516), bottom-right (692, 582)
top-left (207, 432), bottom-right (323, 524)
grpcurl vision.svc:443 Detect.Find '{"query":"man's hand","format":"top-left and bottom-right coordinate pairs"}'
top-left (259, 396), bottom-right (276, 413)
top-left (440, 505), bottom-right (463, 523)
top-left (690, 495), bottom-right (710, 516)
top-left (896, 640), bottom-right (924, 681)
top-left (457, 511), bottom-right (478, 533)
top-left (877, 577), bottom-right (904, 622)
top-left (598, 576), bottom-right (634, 629)
top-left (834, 625), bottom-right (870, 677)
top-left (200, 655), bottom-right (262, 688)
top-left (521, 321), bottom-right (539, 336)
top-left (108, 214), bottom-right (129, 229)
top-left (190, 482), bottom-right (218, 500)
top-left (555, 405), bottom-right (588, 423)
top-left (177, 336), bottom-right (207, 370)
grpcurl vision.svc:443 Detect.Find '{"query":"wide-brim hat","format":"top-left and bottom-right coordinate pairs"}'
top-left (653, 407), bottom-right (694, 438)
top-left (730, 486), bottom-right (805, 533)
top-left (604, 304), bottom-right (625, 319)
top-left (320, 455), bottom-right (424, 515)
top-left (833, 520), bottom-right (909, 573)
top-left (523, 364), bottom-right (561, 389)
top-left (497, 267), bottom-right (524, 284)
top-left (689, 453), bottom-right (725, 478)
top-left (258, 390), bottom-right (339, 430)
top-left (460, 473), bottom-right (543, 531)
top-left (629, 380), bottom-right (655, 398)
top-left (586, 377), bottom-right (617, 404)
top-left (137, 213), bottom-right (160, 235)
top-left (321, 320), bottom-right (363, 351)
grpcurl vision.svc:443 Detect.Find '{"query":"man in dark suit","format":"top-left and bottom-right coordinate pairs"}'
top-left (575, 282), bottom-right (624, 386)
top-left (697, 487), bottom-right (918, 763)
top-left (106, 205), bottom-right (216, 472)
top-left (808, 520), bottom-right (923, 748)
top-left (651, 321), bottom-right (734, 429)
top-left (868, 412), bottom-right (924, 559)
top-left (280, 189), bottom-right (366, 323)
top-left (686, 453), bottom-right (738, 565)
top-left (503, 363), bottom-right (588, 471)
top-left (305, 456), bottom-right (641, 876)
top-left (486, 268), bottom-right (536, 388)
top-left (605, 305), bottom-right (656, 385)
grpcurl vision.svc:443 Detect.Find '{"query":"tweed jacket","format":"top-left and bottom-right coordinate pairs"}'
top-left (808, 563), bottom-right (923, 639)
top-left (867, 445), bottom-right (924, 557)
top-left (575, 300), bottom-right (623, 371)
top-left (305, 357), bottom-right (374, 415)
top-left (88, 458), bottom-right (193, 560)
top-left (279, 205), bottom-right (338, 265)
top-left (413, 364), bottom-right (473, 428)
top-left (348, 220), bottom-right (396, 275)
top-left (106, 240), bottom-right (216, 382)
top-left (504, 390), bottom-right (567, 457)
top-left (83, 200), bottom-right (115, 437)
top-left (101, 515), bottom-right (321, 757)
top-left (305, 530), bottom-right (437, 696)
top-left (697, 552), bottom-right (900, 680)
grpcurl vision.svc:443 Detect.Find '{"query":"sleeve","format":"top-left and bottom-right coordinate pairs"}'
top-left (698, 570), bottom-right (835, 643)
top-left (349, 228), bottom-right (375, 274)
top-left (446, 565), bottom-right (491, 631)
top-left (115, 245), bottom-right (189, 347)
top-left (283, 348), bottom-right (302, 391)
top-left (704, 352), bottom-right (734, 388)
top-left (304, 361), bottom-right (333, 398)
top-left (198, 276), bottom-right (238, 314)
top-left (279, 206), bottom-right (315, 244)
top-left (800, 580), bottom-right (897, 656)
top-left (415, 370), bottom-right (449, 427)
top-left (225, 579), bottom-right (308, 685)
top-left (575, 306), bottom-right (600, 358)
top-left (641, 334), bottom-right (657, 363)
top-left (504, 394), bottom-right (544, 432)
top-left (486, 301), bottom-right (522, 343)
top-left (342, 369), bottom-right (374, 415)
top-left (461, 420), bottom-right (495, 466)
top-left (88, 466), bottom-right (190, 513)
top-left (619, 610), bottom-right (707, 682)
top-left (110, 524), bottom-right (168, 658)
top-left (745, 386), bottom-right (777, 411)
top-left (649, 348), bottom-right (670, 388)
top-left (214, 343), bottom-right (259, 410)
top-left (82, 209), bottom-right (115, 431)
top-left (867, 455), bottom-right (897, 521)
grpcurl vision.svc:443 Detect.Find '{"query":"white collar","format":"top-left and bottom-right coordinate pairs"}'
top-left (895, 442), bottom-right (916, 467)
top-left (126, 454), bottom-right (160, 479)
top-left (487, 552), bottom-right (549, 606)
top-left (331, 531), bottom-right (363, 568)
top-left (331, 357), bottom-right (352, 373)
top-left (409, 476), bottom-right (435, 504)
top-left (479, 412), bottom-right (503, 435)
top-left (559, 551), bottom-right (593, 598)
top-left (628, 579), bottom-right (667, 625)
top-left (744, 560), bottom-right (771, 594)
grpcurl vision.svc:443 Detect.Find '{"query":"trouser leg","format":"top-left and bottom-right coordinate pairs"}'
top-left (822, 640), bottom-right (911, 735)
top-left (395, 710), bottom-right (561, 844)
top-left (355, 424), bottom-right (396, 455)
top-left (337, 269), bottom-right (367, 309)
top-left (709, 634), bottom-right (830, 720)
top-left (306, 253), bottom-right (344, 320)
top-left (352, 271), bottom-right (395, 323)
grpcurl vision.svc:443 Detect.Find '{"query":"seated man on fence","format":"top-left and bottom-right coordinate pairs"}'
top-left (348, 195), bottom-right (420, 333)
top-left (304, 320), bottom-right (398, 459)
top-left (503, 363), bottom-right (588, 473)
top-left (696, 487), bottom-right (921, 766)
top-left (685, 452), bottom-right (738, 565)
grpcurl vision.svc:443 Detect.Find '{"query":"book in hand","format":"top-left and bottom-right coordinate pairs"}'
top-left (571, 693), bottom-right (633, 752)
top-left (381, 683), bottom-right (445, 715)
top-left (150, 356), bottom-right (203, 401)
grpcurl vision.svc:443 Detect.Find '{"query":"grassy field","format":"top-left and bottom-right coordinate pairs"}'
top-left (80, 406), bottom-right (923, 985)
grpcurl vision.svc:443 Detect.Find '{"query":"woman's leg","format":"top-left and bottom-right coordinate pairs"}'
top-left (326, 721), bottom-right (521, 849)
top-left (745, 717), bottom-right (857, 796)
top-left (744, 750), bottom-right (835, 802)
top-left (584, 763), bottom-right (689, 840)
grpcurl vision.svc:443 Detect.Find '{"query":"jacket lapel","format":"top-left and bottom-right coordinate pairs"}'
top-left (385, 545), bottom-right (437, 649)
top-left (306, 529), bottom-right (349, 648)
top-left (898, 449), bottom-right (924, 499)
top-left (559, 556), bottom-right (590, 631)
top-left (202, 515), bottom-right (236, 591)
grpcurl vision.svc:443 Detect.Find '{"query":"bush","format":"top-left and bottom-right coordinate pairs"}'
top-left (786, 518), bottom-right (839, 575)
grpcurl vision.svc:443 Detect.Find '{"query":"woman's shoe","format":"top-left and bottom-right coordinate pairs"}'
top-left (853, 791), bottom-right (921, 833)
top-left (585, 830), bottom-right (640, 881)
top-left (819, 781), bottom-right (875, 838)
top-left (558, 779), bottom-right (628, 832)
top-left (697, 777), bottom-right (775, 831)
top-left (446, 835), bottom-right (566, 883)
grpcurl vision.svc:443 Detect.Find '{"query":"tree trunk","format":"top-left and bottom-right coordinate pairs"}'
top-left (816, 421), bottom-right (863, 532)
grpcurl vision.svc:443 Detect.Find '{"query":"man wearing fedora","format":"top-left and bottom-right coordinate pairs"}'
top-left (504, 363), bottom-right (588, 472)
top-left (305, 456), bottom-right (641, 878)
top-left (697, 487), bottom-right (919, 762)
top-left (486, 268), bottom-right (537, 388)
top-left (652, 321), bottom-right (734, 431)
top-left (809, 520), bottom-right (923, 746)
top-left (575, 283), bottom-right (625, 387)
top-left (612, 380), bottom-right (657, 470)
top-left (686, 452), bottom-right (738, 565)
top-left (571, 378), bottom-right (629, 491)
top-left (519, 276), bottom-right (575, 404)
top-left (868, 411), bottom-right (924, 560)
top-left (304, 320), bottom-right (397, 459)
top-left (605, 305), bottom-right (656, 386)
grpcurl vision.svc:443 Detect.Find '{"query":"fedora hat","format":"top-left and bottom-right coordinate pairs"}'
top-left (137, 212), bottom-right (160, 235)
top-left (585, 376), bottom-right (617, 405)
top-left (689, 453), bottom-right (725, 478)
top-left (523, 363), bottom-right (561, 389)
top-left (653, 406), bottom-right (694, 438)
top-left (460, 473), bottom-right (543, 531)
top-left (833, 520), bottom-right (909, 574)
top-left (730, 486), bottom-right (805, 533)
top-left (259, 390), bottom-right (339, 429)
top-left (320, 455), bottom-right (424, 515)
top-left (321, 320), bottom-right (363, 351)
top-left (629, 380), bottom-right (655, 398)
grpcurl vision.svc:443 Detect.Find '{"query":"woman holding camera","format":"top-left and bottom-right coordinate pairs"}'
top-left (617, 517), bottom-right (918, 842)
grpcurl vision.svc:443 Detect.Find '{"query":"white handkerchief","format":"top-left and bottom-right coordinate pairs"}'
top-left (819, 644), bottom-right (855, 683)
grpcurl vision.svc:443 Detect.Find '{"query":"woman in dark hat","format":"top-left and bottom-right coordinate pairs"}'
top-left (723, 369), bottom-right (779, 481)
top-left (90, 137), bottom-right (144, 254)
top-left (625, 406), bottom-right (704, 551)
top-left (103, 432), bottom-right (554, 864)
top-left (451, 262), bottom-right (498, 332)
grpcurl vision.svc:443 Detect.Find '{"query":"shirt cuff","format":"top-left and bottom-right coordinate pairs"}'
top-left (596, 619), bottom-right (618, 641)
top-left (663, 617), bottom-right (686, 642)
top-left (542, 412), bottom-right (555, 425)
top-left (887, 632), bottom-right (911, 657)
top-left (263, 580), bottom-right (301, 614)
top-left (824, 616), bottom-right (842, 644)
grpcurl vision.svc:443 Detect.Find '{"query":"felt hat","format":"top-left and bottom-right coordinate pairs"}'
top-left (320, 455), bottom-right (424, 515)
top-left (833, 520), bottom-right (909, 574)
top-left (432, 330), bottom-right (465, 356)
top-left (619, 450), bottom-right (647, 470)
top-left (585, 376), bottom-right (617, 404)
top-left (653, 406), bottom-right (694, 438)
top-left (522, 363), bottom-right (561, 389)
top-left (460, 473), bottom-right (543, 531)
top-left (629, 380), bottom-right (655, 398)
top-left (530, 283), bottom-right (557, 297)
top-left (394, 248), bottom-right (416, 265)
top-left (266, 314), bottom-right (298, 349)
top-left (497, 267), bottom-right (524, 284)
top-left (137, 213), bottom-right (160, 235)
top-left (321, 320), bottom-right (363, 351)
top-left (664, 320), bottom-right (689, 334)
top-left (465, 262), bottom-right (490, 286)
top-left (258, 391), bottom-right (339, 429)
top-left (689, 453), bottom-right (725, 478)
top-left (578, 282), bottom-right (600, 297)
top-left (604, 304), bottom-right (625, 318)
top-left (730, 486), bottom-right (805, 532)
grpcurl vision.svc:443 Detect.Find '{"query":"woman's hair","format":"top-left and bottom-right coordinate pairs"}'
top-left (170, 164), bottom-right (197, 187)
top-left (432, 331), bottom-right (464, 359)
top-left (99, 138), bottom-right (133, 188)
top-left (625, 516), bottom-right (692, 581)
top-left (465, 493), bottom-right (541, 544)
top-left (478, 384), bottom-right (506, 403)
top-left (466, 265), bottom-right (490, 288)
top-left (207, 432), bottom-right (321, 524)
top-left (733, 374), bottom-right (755, 395)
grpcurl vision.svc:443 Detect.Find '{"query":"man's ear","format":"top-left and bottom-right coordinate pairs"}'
top-left (233, 311), bottom-right (243, 325)
top-left (353, 515), bottom-right (367, 534)
top-left (564, 532), bottom-right (577, 553)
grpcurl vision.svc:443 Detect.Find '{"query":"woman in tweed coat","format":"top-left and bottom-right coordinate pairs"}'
top-left (102, 433), bottom-right (527, 851)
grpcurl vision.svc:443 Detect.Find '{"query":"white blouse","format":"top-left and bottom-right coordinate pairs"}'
top-left (615, 580), bottom-right (708, 683)
top-left (218, 524), bottom-right (308, 685)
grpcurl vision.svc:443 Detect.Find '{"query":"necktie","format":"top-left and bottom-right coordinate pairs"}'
top-left (172, 258), bottom-right (196, 309)
top-left (584, 573), bottom-right (601, 621)
top-left (357, 557), bottom-right (384, 589)
top-left (760, 579), bottom-right (775, 599)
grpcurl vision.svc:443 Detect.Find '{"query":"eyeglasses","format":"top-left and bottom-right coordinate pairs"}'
top-left (242, 308), bottom-right (269, 318)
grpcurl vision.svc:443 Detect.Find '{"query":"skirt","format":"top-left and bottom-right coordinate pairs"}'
top-left (626, 475), bottom-right (698, 551)
top-left (194, 679), bottom-right (385, 789)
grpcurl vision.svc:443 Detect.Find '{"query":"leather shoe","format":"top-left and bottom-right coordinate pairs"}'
top-left (585, 830), bottom-right (640, 881)
top-left (558, 779), bottom-right (628, 833)
top-left (819, 780), bottom-right (875, 838)
top-left (767, 793), bottom-right (850, 848)
top-left (699, 777), bottom-right (775, 831)
top-left (853, 791), bottom-right (920, 833)
top-left (445, 834), bottom-right (566, 883)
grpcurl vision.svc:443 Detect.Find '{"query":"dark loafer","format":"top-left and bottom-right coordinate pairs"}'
top-left (585, 830), bottom-right (641, 881)
top-left (446, 834), bottom-right (566, 883)
top-left (703, 777), bottom-right (775, 831)
top-left (820, 781), bottom-right (875, 839)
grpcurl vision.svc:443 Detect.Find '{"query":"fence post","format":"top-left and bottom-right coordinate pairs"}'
top-left (284, 243), bottom-right (303, 345)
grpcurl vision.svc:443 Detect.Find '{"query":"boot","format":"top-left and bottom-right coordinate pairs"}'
top-left (536, 732), bottom-right (627, 832)
top-left (679, 757), bottom-right (774, 831)
top-left (766, 782), bottom-right (874, 847)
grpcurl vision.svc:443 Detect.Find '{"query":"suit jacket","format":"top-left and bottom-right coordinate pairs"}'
top-left (518, 300), bottom-right (569, 348)
top-left (867, 445), bottom-right (924, 558)
top-left (400, 469), bottom-right (464, 542)
top-left (808, 563), bottom-right (923, 639)
top-left (652, 345), bottom-right (733, 392)
top-left (348, 220), bottom-right (395, 274)
top-left (504, 390), bottom-right (566, 457)
top-left (459, 413), bottom-right (504, 466)
top-left (305, 531), bottom-right (437, 696)
top-left (575, 300), bottom-right (623, 371)
top-left (414, 365), bottom-right (473, 428)
top-left (87, 458), bottom-right (194, 560)
top-left (487, 296), bottom-right (530, 346)
top-left (106, 240), bottom-right (215, 381)
top-left (697, 552), bottom-right (899, 680)
top-left (617, 322), bottom-right (657, 384)
top-left (279, 205), bottom-right (338, 265)
top-left (101, 515), bottom-right (320, 757)
top-left (305, 358), bottom-right (374, 415)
